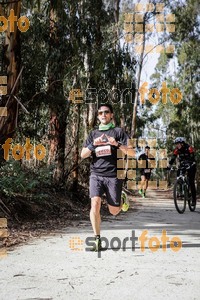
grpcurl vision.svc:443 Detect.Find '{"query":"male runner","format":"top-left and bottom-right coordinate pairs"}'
top-left (138, 145), bottom-right (155, 198)
top-left (81, 103), bottom-right (134, 251)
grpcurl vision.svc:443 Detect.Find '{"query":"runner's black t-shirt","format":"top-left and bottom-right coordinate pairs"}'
top-left (83, 127), bottom-right (128, 177)
top-left (138, 153), bottom-right (155, 170)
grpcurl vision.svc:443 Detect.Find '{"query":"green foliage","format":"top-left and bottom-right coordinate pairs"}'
top-left (148, 0), bottom-right (200, 173)
top-left (0, 161), bottom-right (53, 198)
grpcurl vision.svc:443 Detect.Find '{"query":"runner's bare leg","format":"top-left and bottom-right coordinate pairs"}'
top-left (144, 179), bottom-right (148, 190)
top-left (108, 205), bottom-right (121, 215)
top-left (140, 175), bottom-right (146, 191)
top-left (143, 178), bottom-right (149, 194)
top-left (90, 197), bottom-right (101, 235)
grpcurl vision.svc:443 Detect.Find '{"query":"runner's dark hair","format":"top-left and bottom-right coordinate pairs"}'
top-left (98, 103), bottom-right (113, 113)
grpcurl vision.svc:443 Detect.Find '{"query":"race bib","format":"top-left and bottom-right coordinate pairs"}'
top-left (144, 169), bottom-right (150, 173)
top-left (95, 145), bottom-right (111, 157)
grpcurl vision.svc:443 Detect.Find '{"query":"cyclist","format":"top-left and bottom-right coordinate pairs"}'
top-left (168, 137), bottom-right (196, 204)
top-left (81, 103), bottom-right (134, 251)
top-left (138, 145), bottom-right (155, 198)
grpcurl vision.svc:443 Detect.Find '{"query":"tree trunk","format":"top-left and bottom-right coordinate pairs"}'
top-left (131, 14), bottom-right (147, 138)
top-left (71, 105), bottom-right (80, 191)
top-left (48, 112), bottom-right (59, 165)
top-left (114, 0), bottom-right (120, 43)
top-left (0, 1), bottom-right (21, 142)
top-left (48, 2), bottom-right (66, 183)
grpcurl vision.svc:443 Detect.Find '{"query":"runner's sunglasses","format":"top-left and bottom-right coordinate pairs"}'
top-left (98, 110), bottom-right (111, 115)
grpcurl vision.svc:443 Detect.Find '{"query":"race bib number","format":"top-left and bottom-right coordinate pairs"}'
top-left (144, 169), bottom-right (150, 173)
top-left (95, 145), bottom-right (111, 157)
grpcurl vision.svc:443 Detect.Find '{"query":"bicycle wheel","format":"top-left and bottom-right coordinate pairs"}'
top-left (173, 179), bottom-right (186, 214)
top-left (188, 186), bottom-right (196, 212)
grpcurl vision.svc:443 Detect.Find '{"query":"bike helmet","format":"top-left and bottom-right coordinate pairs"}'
top-left (174, 137), bottom-right (185, 144)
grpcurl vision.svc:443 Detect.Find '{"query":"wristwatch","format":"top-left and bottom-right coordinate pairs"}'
top-left (117, 142), bottom-right (122, 148)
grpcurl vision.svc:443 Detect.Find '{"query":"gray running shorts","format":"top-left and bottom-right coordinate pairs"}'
top-left (89, 175), bottom-right (124, 207)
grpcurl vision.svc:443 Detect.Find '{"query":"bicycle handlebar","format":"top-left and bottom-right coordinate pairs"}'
top-left (168, 162), bottom-right (196, 171)
top-left (180, 162), bottom-right (196, 169)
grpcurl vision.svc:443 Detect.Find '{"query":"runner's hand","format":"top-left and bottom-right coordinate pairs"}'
top-left (104, 134), bottom-right (118, 147)
top-left (93, 134), bottom-right (108, 146)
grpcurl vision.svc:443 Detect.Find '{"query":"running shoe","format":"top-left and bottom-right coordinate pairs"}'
top-left (121, 191), bottom-right (129, 212)
top-left (139, 189), bottom-right (143, 196)
top-left (143, 192), bottom-right (146, 198)
top-left (90, 238), bottom-right (102, 252)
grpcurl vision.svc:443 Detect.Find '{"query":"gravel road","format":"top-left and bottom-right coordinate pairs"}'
top-left (0, 190), bottom-right (199, 300)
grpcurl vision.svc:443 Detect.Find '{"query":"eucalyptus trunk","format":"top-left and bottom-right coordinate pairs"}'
top-left (48, 2), bottom-right (66, 183)
top-left (0, 1), bottom-right (21, 141)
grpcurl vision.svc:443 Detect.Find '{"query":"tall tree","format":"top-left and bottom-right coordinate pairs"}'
top-left (0, 1), bottom-right (22, 143)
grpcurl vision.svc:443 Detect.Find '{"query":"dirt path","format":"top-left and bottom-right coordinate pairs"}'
top-left (0, 190), bottom-right (200, 300)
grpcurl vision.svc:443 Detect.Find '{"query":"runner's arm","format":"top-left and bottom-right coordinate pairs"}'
top-left (81, 133), bottom-right (107, 159)
top-left (81, 147), bottom-right (93, 159)
top-left (81, 131), bottom-right (95, 159)
top-left (115, 130), bottom-right (135, 157)
top-left (119, 145), bottom-right (135, 157)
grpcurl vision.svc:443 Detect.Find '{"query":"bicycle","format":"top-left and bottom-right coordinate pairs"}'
top-left (172, 162), bottom-right (196, 214)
